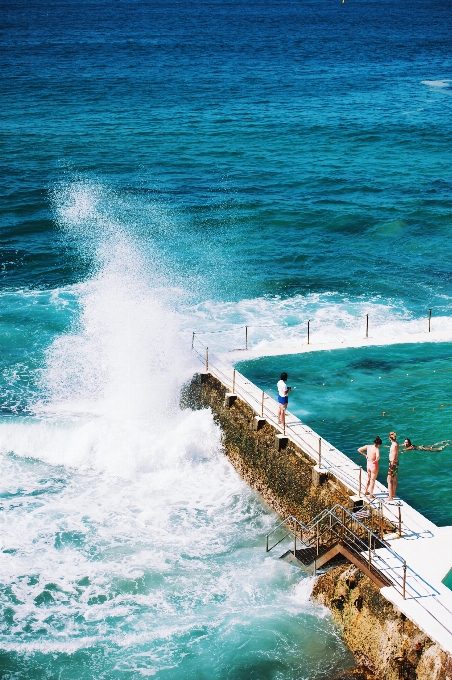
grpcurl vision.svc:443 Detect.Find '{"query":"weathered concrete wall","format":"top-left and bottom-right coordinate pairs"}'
top-left (313, 565), bottom-right (452, 680)
top-left (182, 372), bottom-right (450, 680)
top-left (181, 373), bottom-right (351, 522)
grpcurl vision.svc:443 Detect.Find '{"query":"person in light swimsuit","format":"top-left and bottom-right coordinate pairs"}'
top-left (404, 438), bottom-right (451, 452)
top-left (387, 431), bottom-right (400, 503)
top-left (277, 372), bottom-right (291, 429)
top-left (357, 436), bottom-right (382, 499)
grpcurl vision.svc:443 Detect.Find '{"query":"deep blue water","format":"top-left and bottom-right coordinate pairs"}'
top-left (1, 0), bottom-right (452, 677)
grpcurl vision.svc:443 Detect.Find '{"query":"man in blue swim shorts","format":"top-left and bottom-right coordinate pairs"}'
top-left (277, 372), bottom-right (291, 429)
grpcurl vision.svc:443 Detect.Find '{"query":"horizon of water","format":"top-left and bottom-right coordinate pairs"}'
top-left (1, 0), bottom-right (452, 676)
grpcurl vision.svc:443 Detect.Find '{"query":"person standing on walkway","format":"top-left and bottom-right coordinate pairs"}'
top-left (387, 432), bottom-right (400, 503)
top-left (357, 437), bottom-right (381, 499)
top-left (277, 372), bottom-right (291, 429)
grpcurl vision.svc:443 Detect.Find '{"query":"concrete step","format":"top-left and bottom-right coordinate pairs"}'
top-left (280, 540), bottom-right (392, 588)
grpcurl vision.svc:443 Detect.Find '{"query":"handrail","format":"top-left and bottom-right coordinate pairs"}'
top-left (192, 338), bottom-right (434, 539)
top-left (265, 514), bottom-right (311, 553)
top-left (193, 342), bottom-right (367, 496)
top-left (193, 340), bottom-right (371, 499)
top-left (265, 504), bottom-right (439, 601)
top-left (265, 514), bottom-right (310, 540)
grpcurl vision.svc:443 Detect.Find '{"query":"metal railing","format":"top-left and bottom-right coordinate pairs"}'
top-left (191, 334), bottom-right (434, 540)
top-left (192, 335), bottom-right (361, 487)
top-left (191, 309), bottom-right (438, 352)
top-left (266, 504), bottom-right (438, 602)
top-left (266, 514), bottom-right (311, 555)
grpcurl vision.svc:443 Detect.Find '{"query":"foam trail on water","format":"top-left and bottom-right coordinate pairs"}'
top-left (180, 294), bottom-right (452, 356)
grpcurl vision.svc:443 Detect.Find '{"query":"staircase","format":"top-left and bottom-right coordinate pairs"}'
top-left (266, 503), bottom-right (404, 591)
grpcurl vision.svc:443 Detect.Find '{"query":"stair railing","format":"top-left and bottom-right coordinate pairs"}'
top-left (265, 514), bottom-right (311, 554)
top-left (266, 504), bottom-right (439, 601)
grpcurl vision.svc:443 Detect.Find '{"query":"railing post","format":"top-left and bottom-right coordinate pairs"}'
top-left (294, 531), bottom-right (297, 556)
top-left (191, 331), bottom-right (195, 349)
top-left (359, 466), bottom-right (362, 498)
top-left (403, 560), bottom-right (407, 599)
top-left (316, 523), bottom-right (319, 556)
top-left (245, 326), bottom-right (248, 350)
top-left (232, 369), bottom-right (236, 393)
top-left (366, 313), bottom-right (369, 338)
top-left (368, 530), bottom-right (372, 568)
top-left (206, 347), bottom-right (209, 372)
top-left (318, 438), bottom-right (322, 468)
top-left (261, 390), bottom-right (264, 417)
top-left (266, 535), bottom-right (269, 552)
top-left (398, 505), bottom-right (402, 537)
top-left (428, 308), bottom-right (432, 333)
top-left (307, 320), bottom-right (310, 345)
top-left (379, 501), bottom-right (384, 538)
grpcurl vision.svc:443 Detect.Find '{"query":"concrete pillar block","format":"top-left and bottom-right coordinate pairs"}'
top-left (197, 372), bottom-right (210, 384)
top-left (275, 434), bottom-right (288, 451)
top-left (252, 417), bottom-right (266, 431)
top-left (312, 465), bottom-right (328, 486)
top-left (349, 495), bottom-right (364, 512)
top-left (224, 393), bottom-right (237, 408)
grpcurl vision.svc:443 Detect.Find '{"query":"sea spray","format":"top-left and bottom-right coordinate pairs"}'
top-left (0, 180), bottom-right (355, 677)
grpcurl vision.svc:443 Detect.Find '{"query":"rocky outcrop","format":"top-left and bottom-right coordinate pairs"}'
top-left (314, 565), bottom-right (452, 680)
top-left (331, 668), bottom-right (378, 680)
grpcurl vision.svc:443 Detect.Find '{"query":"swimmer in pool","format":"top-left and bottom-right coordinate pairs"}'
top-left (357, 436), bottom-right (382, 499)
top-left (404, 438), bottom-right (451, 452)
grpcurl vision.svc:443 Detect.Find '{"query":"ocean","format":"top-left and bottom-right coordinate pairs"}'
top-left (1, 0), bottom-right (452, 676)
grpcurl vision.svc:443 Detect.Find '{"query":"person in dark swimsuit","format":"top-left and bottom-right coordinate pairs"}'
top-left (404, 438), bottom-right (451, 452)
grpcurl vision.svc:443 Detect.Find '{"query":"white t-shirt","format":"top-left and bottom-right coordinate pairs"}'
top-left (277, 380), bottom-right (287, 397)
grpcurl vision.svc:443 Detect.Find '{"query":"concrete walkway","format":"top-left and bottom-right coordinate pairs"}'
top-left (379, 526), bottom-right (452, 655)
top-left (202, 351), bottom-right (452, 655)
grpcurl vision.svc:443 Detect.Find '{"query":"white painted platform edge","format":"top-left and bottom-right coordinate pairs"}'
top-left (222, 330), bottom-right (452, 362)
top-left (382, 586), bottom-right (452, 655)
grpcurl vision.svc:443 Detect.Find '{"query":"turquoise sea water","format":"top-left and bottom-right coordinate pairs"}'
top-left (1, 0), bottom-right (452, 676)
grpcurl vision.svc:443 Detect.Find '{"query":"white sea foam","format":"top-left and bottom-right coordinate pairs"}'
top-left (0, 181), bottom-right (350, 676)
top-left (181, 293), bottom-right (452, 358)
top-left (421, 80), bottom-right (451, 88)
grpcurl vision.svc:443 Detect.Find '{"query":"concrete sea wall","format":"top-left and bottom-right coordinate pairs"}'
top-left (182, 373), bottom-right (452, 680)
top-left (181, 372), bottom-right (351, 523)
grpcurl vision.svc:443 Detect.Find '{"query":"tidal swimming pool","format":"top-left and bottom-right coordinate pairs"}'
top-left (238, 342), bottom-right (452, 527)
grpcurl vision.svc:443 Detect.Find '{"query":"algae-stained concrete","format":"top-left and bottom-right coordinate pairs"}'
top-left (313, 565), bottom-right (452, 680)
top-left (181, 372), bottom-right (351, 522)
